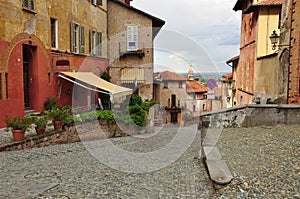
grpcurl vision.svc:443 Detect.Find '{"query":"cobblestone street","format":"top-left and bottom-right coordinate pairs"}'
top-left (0, 124), bottom-right (215, 198)
top-left (1, 124), bottom-right (299, 198)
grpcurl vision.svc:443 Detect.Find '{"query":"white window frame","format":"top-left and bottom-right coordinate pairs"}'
top-left (74, 24), bottom-right (80, 53)
top-left (92, 0), bottom-right (102, 6)
top-left (71, 22), bottom-right (85, 54)
top-left (50, 18), bottom-right (58, 49)
top-left (127, 26), bottom-right (138, 51)
top-left (90, 30), bottom-right (102, 57)
top-left (90, 30), bottom-right (96, 56)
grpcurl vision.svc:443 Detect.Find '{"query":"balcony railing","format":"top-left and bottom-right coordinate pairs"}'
top-left (119, 42), bottom-right (145, 58)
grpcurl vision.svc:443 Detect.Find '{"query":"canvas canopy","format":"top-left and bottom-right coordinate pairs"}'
top-left (58, 72), bottom-right (132, 100)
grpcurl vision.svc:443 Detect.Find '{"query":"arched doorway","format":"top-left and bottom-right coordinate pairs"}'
top-left (23, 45), bottom-right (35, 110)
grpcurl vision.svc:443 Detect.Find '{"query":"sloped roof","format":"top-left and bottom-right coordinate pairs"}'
top-left (222, 72), bottom-right (233, 78)
top-left (226, 55), bottom-right (239, 64)
top-left (108, 0), bottom-right (165, 28)
top-left (159, 71), bottom-right (187, 81)
top-left (234, 0), bottom-right (282, 12)
top-left (254, 0), bottom-right (282, 6)
top-left (186, 81), bottom-right (208, 93)
top-left (222, 72), bottom-right (233, 81)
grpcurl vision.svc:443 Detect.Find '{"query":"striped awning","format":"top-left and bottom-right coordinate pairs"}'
top-left (121, 68), bottom-right (145, 83)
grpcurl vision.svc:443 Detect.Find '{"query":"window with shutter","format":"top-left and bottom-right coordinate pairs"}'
top-left (127, 26), bottom-right (138, 51)
top-left (79, 26), bottom-right (85, 54)
top-left (50, 18), bottom-right (58, 49)
top-left (96, 32), bottom-right (102, 56)
top-left (90, 30), bottom-right (96, 56)
top-left (70, 22), bottom-right (76, 53)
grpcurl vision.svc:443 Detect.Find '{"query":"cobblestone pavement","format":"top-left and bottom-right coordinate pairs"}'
top-left (215, 125), bottom-right (300, 198)
top-left (0, 124), bottom-right (215, 199)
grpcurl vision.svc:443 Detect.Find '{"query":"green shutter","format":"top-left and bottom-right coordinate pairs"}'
top-left (96, 32), bottom-right (102, 56)
top-left (70, 22), bottom-right (75, 53)
top-left (90, 30), bottom-right (94, 56)
top-left (79, 26), bottom-right (85, 54)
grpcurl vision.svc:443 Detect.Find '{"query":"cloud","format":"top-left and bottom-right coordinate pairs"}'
top-left (131, 0), bottom-right (241, 72)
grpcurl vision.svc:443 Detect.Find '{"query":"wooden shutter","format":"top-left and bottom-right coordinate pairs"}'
top-left (90, 30), bottom-right (94, 56)
top-left (127, 26), bottom-right (138, 51)
top-left (79, 26), bottom-right (85, 54)
top-left (70, 22), bottom-right (75, 53)
top-left (96, 32), bottom-right (102, 56)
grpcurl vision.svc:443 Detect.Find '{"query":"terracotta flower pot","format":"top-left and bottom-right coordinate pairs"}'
top-left (53, 120), bottom-right (63, 131)
top-left (11, 129), bottom-right (25, 141)
top-left (35, 127), bottom-right (46, 135)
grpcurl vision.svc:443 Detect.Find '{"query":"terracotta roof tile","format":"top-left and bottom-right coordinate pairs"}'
top-left (186, 81), bottom-right (208, 93)
top-left (159, 71), bottom-right (187, 81)
top-left (222, 72), bottom-right (233, 81)
top-left (254, 0), bottom-right (282, 6)
top-left (222, 72), bottom-right (233, 78)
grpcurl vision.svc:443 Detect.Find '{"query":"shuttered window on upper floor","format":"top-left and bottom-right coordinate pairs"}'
top-left (90, 30), bottom-right (102, 57)
top-left (127, 26), bottom-right (138, 51)
top-left (70, 22), bottom-right (85, 54)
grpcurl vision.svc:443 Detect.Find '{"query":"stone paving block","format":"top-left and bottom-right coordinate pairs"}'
top-left (29, 183), bottom-right (59, 194)
top-left (202, 147), bottom-right (222, 160)
top-left (206, 159), bottom-right (233, 185)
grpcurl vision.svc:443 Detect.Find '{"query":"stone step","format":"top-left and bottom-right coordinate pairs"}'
top-left (25, 110), bottom-right (41, 116)
top-left (206, 159), bottom-right (233, 185)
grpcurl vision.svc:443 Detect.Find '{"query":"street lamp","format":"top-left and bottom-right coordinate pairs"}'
top-left (269, 30), bottom-right (290, 50)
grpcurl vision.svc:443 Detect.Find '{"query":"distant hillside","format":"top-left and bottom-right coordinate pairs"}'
top-left (178, 72), bottom-right (228, 83)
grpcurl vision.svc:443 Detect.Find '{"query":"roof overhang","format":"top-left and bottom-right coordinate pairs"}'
top-left (109, 0), bottom-right (165, 39)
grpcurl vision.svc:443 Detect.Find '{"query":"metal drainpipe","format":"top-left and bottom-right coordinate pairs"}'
top-left (287, 0), bottom-right (294, 104)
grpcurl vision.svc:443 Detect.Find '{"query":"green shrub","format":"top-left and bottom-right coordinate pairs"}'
top-left (80, 111), bottom-right (97, 122)
top-left (5, 116), bottom-right (31, 130)
top-left (47, 106), bottom-right (71, 122)
top-left (129, 94), bottom-right (142, 106)
top-left (96, 110), bottom-right (115, 124)
top-left (31, 116), bottom-right (48, 129)
top-left (44, 97), bottom-right (57, 110)
top-left (129, 104), bottom-right (146, 127)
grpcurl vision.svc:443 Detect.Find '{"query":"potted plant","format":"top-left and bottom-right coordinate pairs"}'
top-left (5, 116), bottom-right (31, 141)
top-left (32, 116), bottom-right (48, 135)
top-left (47, 106), bottom-right (71, 131)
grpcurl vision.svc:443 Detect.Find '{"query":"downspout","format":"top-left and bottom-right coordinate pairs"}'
top-left (287, 0), bottom-right (294, 103)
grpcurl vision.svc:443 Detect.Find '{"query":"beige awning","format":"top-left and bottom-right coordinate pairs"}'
top-left (121, 68), bottom-right (145, 83)
top-left (59, 72), bottom-right (132, 99)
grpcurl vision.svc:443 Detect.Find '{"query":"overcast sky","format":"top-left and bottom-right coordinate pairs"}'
top-left (131, 0), bottom-right (241, 73)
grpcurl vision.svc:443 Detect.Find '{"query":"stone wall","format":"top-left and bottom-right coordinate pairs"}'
top-left (200, 104), bottom-right (300, 128)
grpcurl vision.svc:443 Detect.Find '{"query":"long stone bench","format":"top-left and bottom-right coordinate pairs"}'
top-left (202, 146), bottom-right (233, 185)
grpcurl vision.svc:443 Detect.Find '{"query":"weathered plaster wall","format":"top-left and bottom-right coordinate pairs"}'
top-left (256, 7), bottom-right (281, 57)
top-left (0, 0), bottom-right (107, 56)
top-left (254, 56), bottom-right (279, 103)
top-left (107, 1), bottom-right (154, 100)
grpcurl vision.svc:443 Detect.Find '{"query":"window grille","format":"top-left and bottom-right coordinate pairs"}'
top-left (23, 0), bottom-right (34, 10)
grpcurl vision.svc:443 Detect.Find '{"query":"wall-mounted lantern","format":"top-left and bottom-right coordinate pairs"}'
top-left (269, 30), bottom-right (290, 50)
